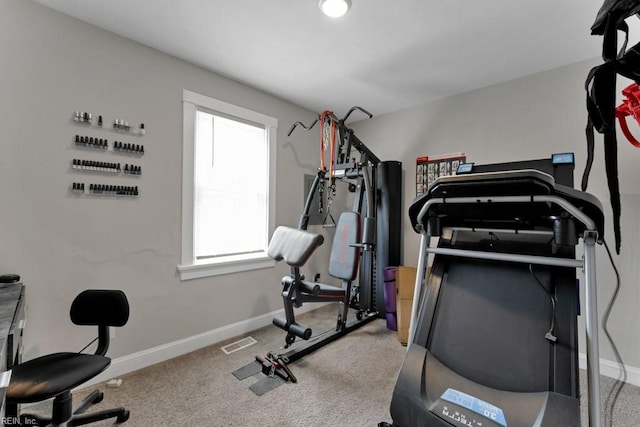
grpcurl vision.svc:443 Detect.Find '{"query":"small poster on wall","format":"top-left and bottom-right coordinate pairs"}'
top-left (416, 152), bottom-right (466, 196)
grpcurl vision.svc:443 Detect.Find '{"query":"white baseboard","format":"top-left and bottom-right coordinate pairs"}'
top-left (84, 303), bottom-right (326, 388)
top-left (578, 353), bottom-right (640, 387)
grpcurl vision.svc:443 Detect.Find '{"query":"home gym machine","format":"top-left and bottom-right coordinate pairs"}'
top-left (383, 155), bottom-right (605, 427)
top-left (272, 106), bottom-right (402, 359)
top-left (233, 107), bottom-right (401, 393)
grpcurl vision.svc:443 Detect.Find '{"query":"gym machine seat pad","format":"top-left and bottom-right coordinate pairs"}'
top-left (268, 227), bottom-right (324, 267)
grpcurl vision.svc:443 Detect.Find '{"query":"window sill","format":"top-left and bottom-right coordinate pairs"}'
top-left (177, 252), bottom-right (275, 281)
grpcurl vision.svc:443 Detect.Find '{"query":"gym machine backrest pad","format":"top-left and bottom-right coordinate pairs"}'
top-left (328, 211), bottom-right (361, 281)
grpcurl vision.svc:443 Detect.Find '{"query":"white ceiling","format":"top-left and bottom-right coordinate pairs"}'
top-left (35, 0), bottom-right (607, 119)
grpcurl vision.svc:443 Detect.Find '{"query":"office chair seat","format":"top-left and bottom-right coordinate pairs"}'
top-left (4, 289), bottom-right (130, 426)
top-left (7, 352), bottom-right (110, 403)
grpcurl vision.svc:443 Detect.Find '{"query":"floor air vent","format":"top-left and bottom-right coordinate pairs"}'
top-left (221, 336), bottom-right (257, 355)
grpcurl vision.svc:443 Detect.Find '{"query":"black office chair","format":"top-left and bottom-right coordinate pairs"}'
top-left (5, 289), bottom-right (130, 426)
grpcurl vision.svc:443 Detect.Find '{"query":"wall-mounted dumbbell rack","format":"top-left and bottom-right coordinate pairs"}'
top-left (70, 111), bottom-right (145, 197)
top-left (71, 183), bottom-right (139, 196)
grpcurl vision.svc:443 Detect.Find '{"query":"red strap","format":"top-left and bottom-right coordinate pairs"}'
top-left (319, 110), bottom-right (337, 177)
top-left (616, 112), bottom-right (640, 148)
top-left (616, 83), bottom-right (640, 148)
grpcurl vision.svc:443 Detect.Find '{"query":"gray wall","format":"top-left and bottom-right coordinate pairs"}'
top-left (352, 59), bottom-right (640, 372)
top-left (0, 0), bottom-right (337, 360)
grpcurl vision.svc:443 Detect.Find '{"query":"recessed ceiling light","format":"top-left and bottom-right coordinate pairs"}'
top-left (319, 0), bottom-right (351, 18)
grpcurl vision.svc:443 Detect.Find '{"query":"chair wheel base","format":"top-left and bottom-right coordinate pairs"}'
top-left (91, 391), bottom-right (104, 404)
top-left (116, 410), bottom-right (130, 423)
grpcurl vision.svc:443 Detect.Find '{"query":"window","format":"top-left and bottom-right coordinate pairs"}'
top-left (178, 90), bottom-right (277, 280)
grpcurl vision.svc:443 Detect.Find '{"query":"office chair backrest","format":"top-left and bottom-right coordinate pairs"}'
top-left (70, 289), bottom-right (130, 327)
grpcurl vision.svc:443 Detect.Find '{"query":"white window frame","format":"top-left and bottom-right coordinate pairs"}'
top-left (178, 89), bottom-right (277, 280)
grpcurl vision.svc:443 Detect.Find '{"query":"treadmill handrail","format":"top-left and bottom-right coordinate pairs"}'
top-left (425, 246), bottom-right (584, 268)
top-left (428, 168), bottom-right (556, 189)
top-left (410, 169), bottom-right (605, 241)
top-left (416, 194), bottom-right (597, 236)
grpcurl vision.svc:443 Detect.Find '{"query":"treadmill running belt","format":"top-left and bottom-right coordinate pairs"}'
top-left (428, 258), bottom-right (554, 393)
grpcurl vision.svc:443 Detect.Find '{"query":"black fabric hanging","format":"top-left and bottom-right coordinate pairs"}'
top-left (583, 0), bottom-right (640, 254)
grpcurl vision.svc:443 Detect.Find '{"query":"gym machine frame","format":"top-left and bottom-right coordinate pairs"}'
top-left (407, 171), bottom-right (603, 427)
top-left (273, 106), bottom-right (401, 363)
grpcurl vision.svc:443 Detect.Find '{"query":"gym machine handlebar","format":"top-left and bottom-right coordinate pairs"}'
top-left (286, 105), bottom-right (372, 137)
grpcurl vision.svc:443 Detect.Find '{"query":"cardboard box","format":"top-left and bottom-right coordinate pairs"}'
top-left (396, 266), bottom-right (417, 345)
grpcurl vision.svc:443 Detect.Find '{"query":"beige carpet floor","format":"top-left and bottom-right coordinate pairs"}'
top-left (20, 304), bottom-right (640, 426)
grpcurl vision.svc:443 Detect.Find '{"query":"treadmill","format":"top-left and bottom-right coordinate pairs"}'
top-left (386, 156), bottom-right (605, 427)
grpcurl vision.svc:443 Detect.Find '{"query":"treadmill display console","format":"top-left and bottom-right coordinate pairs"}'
top-left (551, 152), bottom-right (575, 165)
top-left (429, 388), bottom-right (507, 427)
top-left (456, 163), bottom-right (474, 174)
